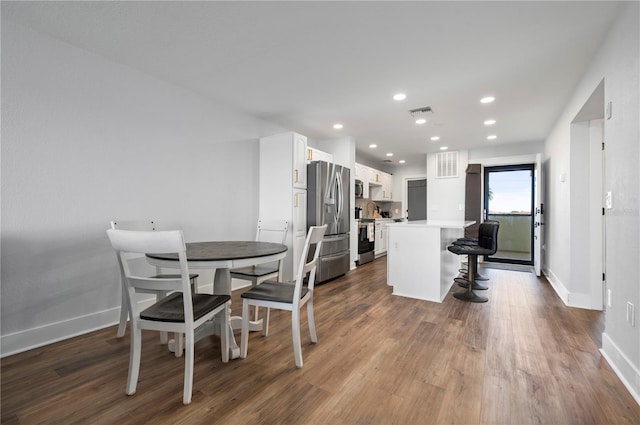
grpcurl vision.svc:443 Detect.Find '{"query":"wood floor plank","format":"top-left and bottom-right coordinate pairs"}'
top-left (2, 257), bottom-right (640, 424)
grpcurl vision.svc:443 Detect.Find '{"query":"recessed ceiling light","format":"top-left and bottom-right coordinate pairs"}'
top-left (369, 144), bottom-right (377, 148)
top-left (487, 135), bottom-right (497, 140)
top-left (399, 160), bottom-right (406, 164)
top-left (393, 93), bottom-right (406, 101)
top-left (484, 119), bottom-right (496, 125)
top-left (333, 123), bottom-right (343, 130)
top-left (415, 118), bottom-right (427, 125)
top-left (430, 136), bottom-right (440, 141)
top-left (386, 153), bottom-right (393, 157)
top-left (480, 96), bottom-right (495, 104)
top-left (440, 146), bottom-right (448, 151)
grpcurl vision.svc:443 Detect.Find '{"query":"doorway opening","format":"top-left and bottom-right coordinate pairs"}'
top-left (406, 178), bottom-right (427, 221)
top-left (484, 164), bottom-right (534, 265)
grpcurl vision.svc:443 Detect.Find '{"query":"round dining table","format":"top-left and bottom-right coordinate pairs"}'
top-left (146, 241), bottom-right (288, 359)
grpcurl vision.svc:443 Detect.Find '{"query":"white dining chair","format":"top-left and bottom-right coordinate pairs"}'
top-left (230, 220), bottom-right (289, 286)
top-left (107, 228), bottom-right (230, 405)
top-left (240, 225), bottom-right (327, 368)
top-left (230, 220), bottom-right (289, 323)
top-left (110, 220), bottom-right (199, 339)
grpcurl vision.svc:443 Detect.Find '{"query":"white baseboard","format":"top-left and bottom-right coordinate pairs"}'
top-left (600, 333), bottom-right (640, 406)
top-left (542, 266), bottom-right (597, 309)
top-left (1, 305), bottom-right (123, 358)
top-left (543, 266), bottom-right (570, 304)
top-left (1, 282), bottom-right (224, 358)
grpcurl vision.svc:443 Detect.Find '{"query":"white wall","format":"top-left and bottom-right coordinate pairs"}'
top-left (543, 3), bottom-right (640, 401)
top-left (468, 141), bottom-right (544, 161)
top-left (388, 160), bottom-right (427, 218)
top-left (426, 150), bottom-right (468, 221)
top-left (1, 21), bottom-right (285, 356)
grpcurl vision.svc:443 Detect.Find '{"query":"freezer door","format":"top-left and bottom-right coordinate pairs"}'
top-left (316, 251), bottom-right (350, 283)
top-left (320, 233), bottom-right (350, 256)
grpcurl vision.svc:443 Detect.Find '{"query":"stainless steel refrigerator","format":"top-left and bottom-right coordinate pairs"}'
top-left (307, 160), bottom-right (350, 283)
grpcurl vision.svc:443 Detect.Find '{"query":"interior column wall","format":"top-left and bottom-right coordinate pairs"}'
top-left (543, 2), bottom-right (639, 401)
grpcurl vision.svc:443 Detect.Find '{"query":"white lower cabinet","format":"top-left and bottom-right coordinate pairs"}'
top-left (292, 189), bottom-right (307, 279)
top-left (374, 222), bottom-right (388, 257)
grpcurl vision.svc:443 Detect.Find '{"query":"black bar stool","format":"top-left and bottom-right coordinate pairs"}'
top-left (447, 222), bottom-right (499, 303)
top-left (452, 220), bottom-right (500, 284)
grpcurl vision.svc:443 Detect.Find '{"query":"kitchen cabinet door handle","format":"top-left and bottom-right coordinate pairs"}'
top-left (294, 169), bottom-right (299, 183)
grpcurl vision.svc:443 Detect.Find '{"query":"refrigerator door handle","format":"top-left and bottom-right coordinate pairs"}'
top-left (324, 162), bottom-right (336, 206)
top-left (335, 169), bottom-right (343, 228)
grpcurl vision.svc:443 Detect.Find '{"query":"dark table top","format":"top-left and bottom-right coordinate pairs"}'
top-left (146, 241), bottom-right (287, 262)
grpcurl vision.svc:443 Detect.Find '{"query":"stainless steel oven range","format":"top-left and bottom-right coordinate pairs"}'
top-left (356, 218), bottom-right (375, 266)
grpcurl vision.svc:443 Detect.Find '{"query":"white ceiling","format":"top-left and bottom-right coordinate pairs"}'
top-left (3, 1), bottom-right (623, 167)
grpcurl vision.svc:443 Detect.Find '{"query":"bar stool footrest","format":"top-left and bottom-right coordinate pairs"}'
top-left (453, 291), bottom-right (488, 303)
top-left (454, 277), bottom-right (488, 290)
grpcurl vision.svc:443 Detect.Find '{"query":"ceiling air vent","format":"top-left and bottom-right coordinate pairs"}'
top-left (436, 151), bottom-right (459, 178)
top-left (409, 106), bottom-right (433, 117)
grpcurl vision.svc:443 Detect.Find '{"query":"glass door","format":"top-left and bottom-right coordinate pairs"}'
top-left (484, 164), bottom-right (534, 265)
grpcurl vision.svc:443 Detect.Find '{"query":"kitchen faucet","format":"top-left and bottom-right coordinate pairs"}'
top-left (366, 201), bottom-right (377, 218)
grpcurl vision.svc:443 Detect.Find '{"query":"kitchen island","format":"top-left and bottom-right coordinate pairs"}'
top-left (386, 220), bottom-right (475, 302)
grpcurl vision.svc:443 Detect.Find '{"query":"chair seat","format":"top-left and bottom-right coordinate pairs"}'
top-left (230, 265), bottom-right (279, 278)
top-left (141, 292), bottom-right (230, 322)
top-left (453, 236), bottom-right (480, 246)
top-left (447, 244), bottom-right (494, 256)
top-left (241, 281), bottom-right (308, 303)
top-left (152, 273), bottom-right (199, 280)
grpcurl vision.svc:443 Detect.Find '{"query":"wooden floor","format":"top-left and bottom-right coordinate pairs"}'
top-left (3, 257), bottom-right (640, 424)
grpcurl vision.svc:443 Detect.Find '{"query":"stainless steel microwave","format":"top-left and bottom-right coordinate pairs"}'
top-left (355, 179), bottom-right (363, 197)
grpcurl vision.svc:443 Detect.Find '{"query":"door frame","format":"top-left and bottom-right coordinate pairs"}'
top-left (483, 163), bottom-right (535, 266)
top-left (401, 175), bottom-right (427, 220)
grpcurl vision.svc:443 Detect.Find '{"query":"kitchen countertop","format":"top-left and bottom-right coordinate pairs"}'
top-left (386, 220), bottom-right (475, 228)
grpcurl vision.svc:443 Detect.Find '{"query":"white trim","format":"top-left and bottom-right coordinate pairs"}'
top-left (401, 174), bottom-right (428, 221)
top-left (1, 282), bottom-right (219, 358)
top-left (0, 303), bottom-right (138, 358)
top-left (543, 266), bottom-right (570, 305)
top-left (543, 266), bottom-right (603, 310)
top-left (600, 333), bottom-right (640, 406)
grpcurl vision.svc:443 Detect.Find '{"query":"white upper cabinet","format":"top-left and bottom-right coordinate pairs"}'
top-left (355, 162), bottom-right (393, 201)
top-left (370, 169), bottom-right (382, 185)
top-left (293, 133), bottom-right (307, 189)
top-left (306, 147), bottom-right (333, 164)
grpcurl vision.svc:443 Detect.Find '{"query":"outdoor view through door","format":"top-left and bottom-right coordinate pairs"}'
top-left (484, 164), bottom-right (534, 265)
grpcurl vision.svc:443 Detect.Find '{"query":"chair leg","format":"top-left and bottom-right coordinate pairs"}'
top-left (262, 308), bottom-right (271, 337)
top-left (220, 302), bottom-right (229, 363)
top-left (240, 301), bottom-right (250, 359)
top-left (126, 324), bottom-right (142, 396)
top-left (158, 291), bottom-right (168, 344)
top-left (307, 299), bottom-right (317, 344)
top-left (174, 333), bottom-right (184, 357)
top-left (292, 309), bottom-right (303, 368)
top-left (182, 330), bottom-right (194, 405)
top-left (117, 287), bottom-right (128, 338)
top-left (190, 276), bottom-right (198, 294)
